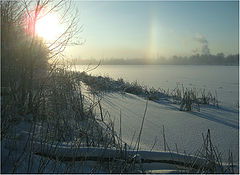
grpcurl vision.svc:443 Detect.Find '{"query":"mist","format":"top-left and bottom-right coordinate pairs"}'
top-left (72, 53), bottom-right (239, 65)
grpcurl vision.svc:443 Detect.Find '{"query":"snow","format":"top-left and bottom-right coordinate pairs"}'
top-left (2, 139), bottom-right (208, 163)
top-left (2, 90), bottom-right (238, 173)
top-left (75, 65), bottom-right (238, 108)
top-left (97, 92), bottom-right (239, 163)
top-left (3, 132), bottom-right (238, 173)
top-left (2, 65), bottom-right (238, 173)
top-left (1, 143), bottom-right (106, 173)
top-left (73, 65), bottom-right (239, 167)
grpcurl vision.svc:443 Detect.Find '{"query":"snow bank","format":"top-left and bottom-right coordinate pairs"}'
top-left (98, 92), bottom-right (239, 164)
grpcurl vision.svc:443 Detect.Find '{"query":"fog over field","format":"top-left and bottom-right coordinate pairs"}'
top-left (72, 53), bottom-right (239, 65)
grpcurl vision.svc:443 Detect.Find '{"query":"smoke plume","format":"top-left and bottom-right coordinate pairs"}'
top-left (194, 33), bottom-right (210, 55)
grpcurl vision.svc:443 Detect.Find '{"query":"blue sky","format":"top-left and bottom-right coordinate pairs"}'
top-left (65, 1), bottom-right (239, 60)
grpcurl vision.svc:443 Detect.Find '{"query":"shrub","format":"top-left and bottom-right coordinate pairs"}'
top-left (180, 89), bottom-right (200, 111)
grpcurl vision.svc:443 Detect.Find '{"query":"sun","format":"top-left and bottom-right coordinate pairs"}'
top-left (36, 13), bottom-right (64, 42)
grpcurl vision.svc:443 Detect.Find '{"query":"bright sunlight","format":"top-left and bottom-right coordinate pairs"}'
top-left (36, 13), bottom-right (64, 42)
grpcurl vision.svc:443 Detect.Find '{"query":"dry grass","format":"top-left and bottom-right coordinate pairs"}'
top-left (78, 72), bottom-right (219, 111)
top-left (1, 66), bottom-right (123, 173)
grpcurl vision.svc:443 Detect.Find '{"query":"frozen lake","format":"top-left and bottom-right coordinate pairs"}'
top-left (73, 65), bottom-right (239, 108)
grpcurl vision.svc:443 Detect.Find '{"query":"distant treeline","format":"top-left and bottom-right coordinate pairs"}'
top-left (72, 53), bottom-right (239, 65)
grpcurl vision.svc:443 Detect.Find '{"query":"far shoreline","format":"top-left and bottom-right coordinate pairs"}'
top-left (70, 64), bottom-right (239, 66)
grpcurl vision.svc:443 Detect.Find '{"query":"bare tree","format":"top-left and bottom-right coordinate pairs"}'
top-left (1, 0), bottom-right (82, 113)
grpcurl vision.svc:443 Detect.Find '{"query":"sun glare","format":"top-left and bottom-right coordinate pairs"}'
top-left (36, 13), bottom-right (64, 42)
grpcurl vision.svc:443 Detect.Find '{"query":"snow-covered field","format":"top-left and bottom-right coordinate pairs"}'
top-left (2, 107), bottom-right (238, 173)
top-left (97, 92), bottom-right (238, 163)
top-left (74, 65), bottom-right (239, 163)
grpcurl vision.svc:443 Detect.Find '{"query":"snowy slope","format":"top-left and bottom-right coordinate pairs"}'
top-left (2, 91), bottom-right (238, 173)
top-left (98, 92), bottom-right (239, 163)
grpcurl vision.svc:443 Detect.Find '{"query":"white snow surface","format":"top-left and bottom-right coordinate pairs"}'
top-left (2, 91), bottom-right (238, 173)
top-left (97, 92), bottom-right (239, 163)
top-left (3, 130), bottom-right (238, 173)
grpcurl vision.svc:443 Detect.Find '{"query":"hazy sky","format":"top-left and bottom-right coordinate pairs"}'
top-left (65, 1), bottom-right (239, 60)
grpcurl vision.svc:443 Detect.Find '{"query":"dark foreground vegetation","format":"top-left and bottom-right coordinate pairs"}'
top-left (1, 0), bottom-right (236, 173)
top-left (1, 1), bottom-right (128, 173)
